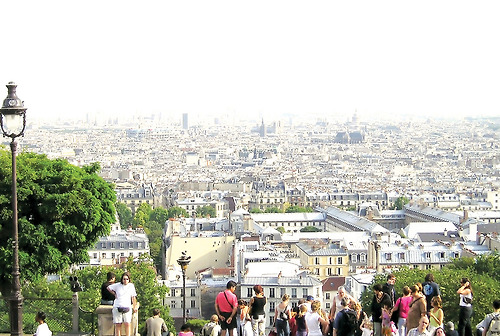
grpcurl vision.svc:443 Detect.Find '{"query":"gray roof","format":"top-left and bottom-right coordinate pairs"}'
top-left (322, 206), bottom-right (388, 233)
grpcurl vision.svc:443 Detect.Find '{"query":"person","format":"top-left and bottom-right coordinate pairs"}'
top-left (179, 324), bottom-right (194, 336)
top-left (274, 294), bottom-right (291, 336)
top-left (381, 304), bottom-right (393, 336)
top-left (361, 320), bottom-right (373, 336)
top-left (108, 272), bottom-right (138, 336)
top-left (237, 301), bottom-right (252, 336)
top-left (248, 285), bottom-right (267, 336)
top-left (457, 278), bottom-right (473, 336)
top-left (330, 287), bottom-right (356, 322)
top-left (351, 301), bottom-right (368, 336)
top-left (433, 327), bottom-right (446, 336)
top-left (429, 297), bottom-right (444, 333)
top-left (332, 297), bottom-right (358, 336)
top-left (215, 280), bottom-right (238, 336)
top-left (202, 314), bottom-right (222, 336)
top-left (304, 295), bottom-right (314, 313)
top-left (295, 304), bottom-right (309, 336)
top-left (422, 274), bottom-right (441, 313)
top-left (445, 322), bottom-right (458, 336)
top-left (406, 285), bottom-right (427, 334)
top-left (407, 316), bottom-right (431, 336)
top-left (305, 300), bottom-right (329, 336)
top-left (145, 308), bottom-right (168, 336)
top-left (391, 286), bottom-right (412, 336)
top-left (34, 311), bottom-right (52, 336)
top-left (382, 274), bottom-right (397, 308)
top-left (101, 272), bottom-right (117, 305)
top-left (479, 300), bottom-right (500, 336)
top-left (371, 284), bottom-right (392, 336)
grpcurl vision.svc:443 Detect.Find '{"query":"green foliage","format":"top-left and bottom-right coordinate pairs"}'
top-left (196, 205), bottom-right (216, 218)
top-left (392, 196), bottom-right (410, 210)
top-left (276, 226), bottom-right (286, 234)
top-left (300, 226), bottom-right (321, 232)
top-left (265, 206), bottom-right (282, 213)
top-left (285, 205), bottom-right (313, 213)
top-left (116, 202), bottom-right (133, 228)
top-left (74, 256), bottom-right (173, 332)
top-left (186, 319), bottom-right (209, 334)
top-left (249, 207), bottom-right (263, 213)
top-left (359, 254), bottom-right (500, 326)
top-left (168, 206), bottom-right (188, 218)
top-left (133, 203), bottom-right (153, 228)
top-left (0, 151), bottom-right (116, 295)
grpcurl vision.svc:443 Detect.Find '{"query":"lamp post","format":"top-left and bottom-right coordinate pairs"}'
top-left (0, 82), bottom-right (27, 336)
top-left (176, 251), bottom-right (191, 324)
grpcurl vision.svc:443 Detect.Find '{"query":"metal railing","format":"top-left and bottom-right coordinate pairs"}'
top-left (0, 296), bottom-right (96, 335)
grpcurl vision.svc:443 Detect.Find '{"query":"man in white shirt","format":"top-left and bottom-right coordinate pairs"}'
top-left (407, 316), bottom-right (431, 336)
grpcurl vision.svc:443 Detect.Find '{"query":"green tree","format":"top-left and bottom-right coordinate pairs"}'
top-left (0, 151), bottom-right (115, 295)
top-left (276, 226), bottom-right (286, 234)
top-left (116, 202), bottom-right (133, 228)
top-left (300, 226), bottom-right (321, 232)
top-left (249, 207), bottom-right (263, 213)
top-left (285, 205), bottom-right (313, 213)
top-left (145, 207), bottom-right (169, 269)
top-left (265, 206), bottom-right (282, 213)
top-left (196, 205), bottom-right (216, 218)
top-left (133, 202), bottom-right (153, 228)
top-left (392, 196), bottom-right (410, 210)
top-left (167, 206), bottom-right (188, 219)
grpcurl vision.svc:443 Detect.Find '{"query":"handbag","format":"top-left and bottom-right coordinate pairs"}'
top-left (118, 307), bottom-right (130, 313)
top-left (280, 306), bottom-right (289, 320)
top-left (391, 299), bottom-right (400, 324)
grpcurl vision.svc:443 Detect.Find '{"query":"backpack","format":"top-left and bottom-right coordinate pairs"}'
top-left (486, 314), bottom-right (500, 336)
top-left (423, 283), bottom-right (434, 297)
top-left (338, 309), bottom-right (358, 336)
top-left (202, 323), bottom-right (215, 336)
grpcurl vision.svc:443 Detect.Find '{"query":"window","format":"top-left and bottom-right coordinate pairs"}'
top-left (426, 264), bottom-right (432, 270)
top-left (292, 288), bottom-right (297, 298)
top-left (425, 252), bottom-right (431, 259)
top-left (111, 243), bottom-right (116, 249)
top-left (439, 252), bottom-right (445, 259)
top-left (315, 257), bottom-right (320, 265)
top-left (327, 268), bottom-right (332, 275)
top-left (170, 301), bottom-right (176, 308)
top-left (386, 253), bottom-right (392, 261)
top-left (337, 257), bottom-right (343, 264)
top-left (303, 289), bottom-right (308, 297)
top-left (360, 253), bottom-right (366, 263)
top-left (120, 242), bottom-right (124, 249)
top-left (248, 288), bottom-right (253, 298)
top-left (329, 257), bottom-right (333, 265)
top-left (269, 302), bottom-right (275, 313)
top-left (326, 302), bottom-right (331, 309)
top-left (280, 288), bottom-right (286, 297)
top-left (399, 253), bottom-right (405, 261)
top-left (191, 300), bottom-right (196, 308)
top-left (93, 253), bottom-right (98, 259)
top-left (337, 268), bottom-right (342, 275)
top-left (102, 253), bottom-right (106, 258)
top-left (315, 268), bottom-right (320, 275)
top-left (111, 253), bottom-right (116, 259)
top-left (269, 288), bottom-right (275, 298)
top-left (191, 289), bottom-right (196, 297)
top-left (325, 293), bottom-right (330, 300)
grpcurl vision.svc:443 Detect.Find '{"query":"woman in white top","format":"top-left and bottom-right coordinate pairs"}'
top-left (305, 300), bottom-right (329, 336)
top-left (108, 272), bottom-right (138, 336)
top-left (457, 277), bottom-right (473, 336)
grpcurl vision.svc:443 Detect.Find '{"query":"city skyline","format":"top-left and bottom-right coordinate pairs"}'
top-left (1, 1), bottom-right (500, 121)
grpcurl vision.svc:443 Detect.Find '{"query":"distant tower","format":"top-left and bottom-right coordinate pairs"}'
top-left (352, 110), bottom-right (359, 124)
top-left (260, 118), bottom-right (266, 137)
top-left (182, 113), bottom-right (189, 129)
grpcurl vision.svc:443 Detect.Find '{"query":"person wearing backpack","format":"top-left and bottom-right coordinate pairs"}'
top-left (480, 300), bottom-right (500, 336)
top-left (332, 297), bottom-right (358, 336)
top-left (422, 274), bottom-right (441, 313)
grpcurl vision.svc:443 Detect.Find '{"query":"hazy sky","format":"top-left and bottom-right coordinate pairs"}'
top-left (1, 1), bottom-right (499, 122)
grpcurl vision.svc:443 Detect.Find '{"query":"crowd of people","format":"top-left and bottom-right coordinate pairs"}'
top-left (208, 277), bottom-right (499, 336)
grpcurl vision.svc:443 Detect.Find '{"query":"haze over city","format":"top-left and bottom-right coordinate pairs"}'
top-left (2, 1), bottom-right (500, 122)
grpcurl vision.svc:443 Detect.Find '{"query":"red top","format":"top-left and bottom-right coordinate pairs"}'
top-left (216, 290), bottom-right (238, 313)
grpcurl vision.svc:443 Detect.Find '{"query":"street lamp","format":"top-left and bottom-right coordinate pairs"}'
top-left (176, 251), bottom-right (191, 324)
top-left (0, 81), bottom-right (27, 336)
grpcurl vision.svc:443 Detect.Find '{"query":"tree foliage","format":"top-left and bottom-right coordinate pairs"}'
top-left (285, 206), bottom-right (313, 213)
top-left (392, 196), bottom-right (410, 210)
top-left (300, 226), bottom-right (321, 232)
top-left (0, 151), bottom-right (116, 295)
top-left (167, 206), bottom-right (188, 219)
top-left (116, 202), bottom-right (133, 229)
top-left (249, 207), bottom-right (263, 213)
top-left (265, 206), bottom-right (282, 213)
top-left (196, 205), bottom-right (216, 218)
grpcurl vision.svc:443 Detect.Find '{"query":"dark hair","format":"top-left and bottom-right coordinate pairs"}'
top-left (373, 284), bottom-right (383, 292)
top-left (180, 324), bottom-right (191, 332)
top-left (493, 300), bottom-right (500, 310)
top-left (226, 280), bottom-right (237, 289)
top-left (425, 273), bottom-right (434, 282)
top-left (107, 272), bottom-right (116, 281)
top-left (238, 299), bottom-right (247, 306)
top-left (410, 285), bottom-right (419, 293)
top-left (387, 274), bottom-right (396, 281)
top-left (36, 311), bottom-right (47, 322)
top-left (152, 308), bottom-right (160, 316)
top-left (120, 272), bottom-right (131, 284)
top-left (253, 285), bottom-right (263, 294)
top-left (433, 327), bottom-right (445, 336)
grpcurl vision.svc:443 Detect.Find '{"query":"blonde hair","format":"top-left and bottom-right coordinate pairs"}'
top-left (298, 304), bottom-right (308, 318)
top-left (311, 300), bottom-right (321, 312)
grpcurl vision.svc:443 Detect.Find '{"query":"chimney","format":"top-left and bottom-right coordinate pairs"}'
top-left (444, 228), bottom-right (448, 237)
